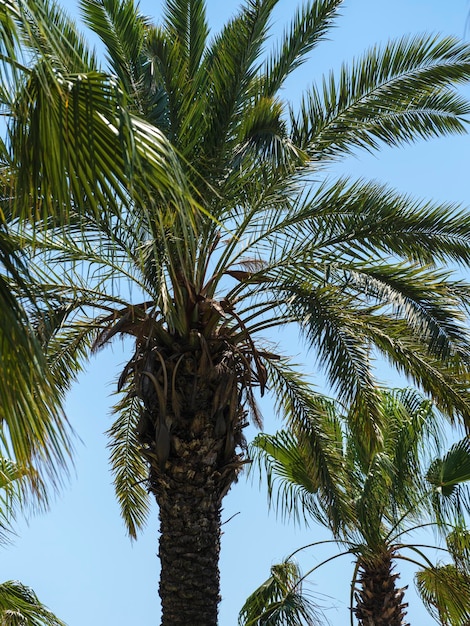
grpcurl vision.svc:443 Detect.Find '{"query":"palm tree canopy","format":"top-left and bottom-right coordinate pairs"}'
top-left (2, 0), bottom-right (470, 536)
top-left (251, 389), bottom-right (445, 540)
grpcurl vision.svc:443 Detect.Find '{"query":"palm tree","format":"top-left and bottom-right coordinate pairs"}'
top-left (5, 0), bottom-right (470, 623)
top-left (250, 389), bottom-right (470, 625)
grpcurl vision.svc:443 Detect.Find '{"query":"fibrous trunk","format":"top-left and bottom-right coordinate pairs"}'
top-left (135, 339), bottom-right (248, 626)
top-left (354, 552), bottom-right (409, 626)
top-left (150, 425), bottom-right (231, 626)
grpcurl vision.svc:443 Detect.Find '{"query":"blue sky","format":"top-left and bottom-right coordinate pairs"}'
top-left (3, 1), bottom-right (470, 624)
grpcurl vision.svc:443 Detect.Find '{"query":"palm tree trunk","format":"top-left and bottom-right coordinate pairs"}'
top-left (149, 422), bottom-right (237, 626)
top-left (354, 552), bottom-right (409, 626)
top-left (155, 478), bottom-right (221, 624)
top-left (136, 340), bottom-right (246, 625)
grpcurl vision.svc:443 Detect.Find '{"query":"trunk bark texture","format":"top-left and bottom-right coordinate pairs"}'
top-left (135, 339), bottom-right (247, 626)
top-left (150, 426), bottom-right (229, 626)
top-left (354, 552), bottom-right (409, 626)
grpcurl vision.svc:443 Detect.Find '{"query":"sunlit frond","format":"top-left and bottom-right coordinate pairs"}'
top-left (238, 560), bottom-right (323, 626)
top-left (416, 565), bottom-right (470, 626)
top-left (80, 0), bottom-right (148, 105)
top-left (107, 391), bottom-right (151, 538)
top-left (292, 35), bottom-right (470, 162)
top-left (0, 581), bottom-right (65, 626)
top-left (201, 0), bottom-right (279, 171)
top-left (13, 0), bottom-right (97, 72)
top-left (262, 0), bottom-right (343, 96)
top-left (270, 178), bottom-right (470, 266)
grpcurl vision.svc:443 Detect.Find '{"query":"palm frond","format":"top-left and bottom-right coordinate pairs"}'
top-left (351, 313), bottom-right (470, 428)
top-left (0, 457), bottom-right (26, 543)
top-left (14, 0), bottom-right (97, 72)
top-left (389, 390), bottom-right (441, 496)
top-left (251, 361), bottom-right (351, 531)
top-left (292, 35), bottom-right (470, 162)
top-left (272, 178), bottom-right (470, 267)
top-left (416, 564), bottom-right (470, 626)
top-left (201, 0), bottom-right (279, 169)
top-left (163, 0), bottom-right (208, 77)
top-left (238, 560), bottom-right (323, 626)
top-left (0, 282), bottom-right (72, 492)
top-left (277, 274), bottom-right (380, 411)
top-left (263, 0), bottom-right (342, 96)
top-left (428, 438), bottom-right (470, 493)
top-left (107, 391), bottom-right (151, 538)
top-left (11, 68), bottom-right (191, 223)
top-left (427, 438), bottom-right (470, 525)
top-left (0, 581), bottom-right (65, 626)
top-left (251, 429), bottom-right (346, 530)
top-left (446, 527), bottom-right (470, 572)
top-left (80, 0), bottom-right (148, 106)
top-left (232, 96), bottom-right (302, 171)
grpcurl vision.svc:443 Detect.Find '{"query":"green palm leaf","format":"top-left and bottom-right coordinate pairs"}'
top-left (107, 392), bottom-right (151, 539)
top-left (416, 564), bottom-right (470, 626)
top-left (163, 0), bottom-right (208, 77)
top-left (427, 438), bottom-right (470, 525)
top-left (0, 581), bottom-right (66, 626)
top-left (79, 0), bottom-right (148, 106)
top-left (292, 35), bottom-right (470, 162)
top-left (0, 237), bottom-right (72, 491)
top-left (239, 560), bottom-right (322, 626)
top-left (262, 0), bottom-right (343, 96)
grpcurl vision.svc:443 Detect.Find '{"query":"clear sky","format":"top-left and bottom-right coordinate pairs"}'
top-left (3, 1), bottom-right (470, 625)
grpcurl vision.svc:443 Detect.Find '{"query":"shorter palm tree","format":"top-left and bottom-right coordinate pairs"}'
top-left (249, 389), bottom-right (470, 626)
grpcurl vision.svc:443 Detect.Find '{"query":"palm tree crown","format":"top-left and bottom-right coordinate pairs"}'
top-left (4, 0), bottom-right (470, 623)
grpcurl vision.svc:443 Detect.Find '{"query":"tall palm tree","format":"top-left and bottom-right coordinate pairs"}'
top-left (250, 390), bottom-right (470, 625)
top-left (5, 0), bottom-right (470, 623)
